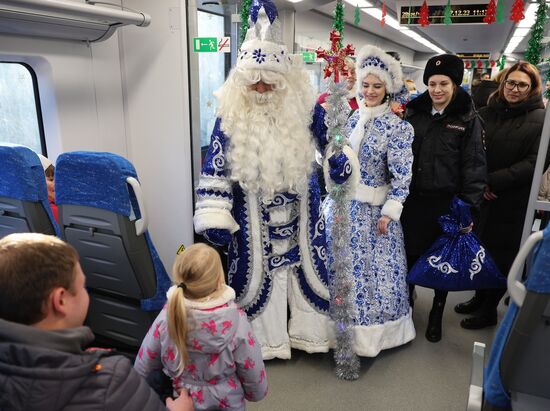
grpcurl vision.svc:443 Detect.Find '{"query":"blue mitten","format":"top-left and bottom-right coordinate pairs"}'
top-left (203, 228), bottom-right (233, 246)
top-left (328, 151), bottom-right (353, 184)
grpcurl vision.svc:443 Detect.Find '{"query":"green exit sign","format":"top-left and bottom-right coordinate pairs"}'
top-left (193, 37), bottom-right (217, 52)
top-left (302, 51), bottom-right (316, 63)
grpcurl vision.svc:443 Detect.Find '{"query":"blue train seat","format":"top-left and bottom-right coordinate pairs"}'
top-left (0, 144), bottom-right (59, 239)
top-left (55, 151), bottom-right (171, 350)
top-left (469, 225), bottom-right (550, 411)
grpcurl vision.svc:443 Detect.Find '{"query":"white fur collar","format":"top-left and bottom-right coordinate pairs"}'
top-left (349, 102), bottom-right (391, 153)
top-left (167, 284), bottom-right (236, 310)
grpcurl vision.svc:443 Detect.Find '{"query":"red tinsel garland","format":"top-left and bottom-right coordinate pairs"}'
top-left (484, 0), bottom-right (497, 24)
top-left (510, 0), bottom-right (525, 23)
top-left (419, 0), bottom-right (430, 27)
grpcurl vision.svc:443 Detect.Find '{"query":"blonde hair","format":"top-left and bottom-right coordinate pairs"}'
top-left (167, 243), bottom-right (225, 372)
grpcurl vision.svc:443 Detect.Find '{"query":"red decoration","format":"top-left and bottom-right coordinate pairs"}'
top-left (483, 0), bottom-right (497, 24)
top-left (381, 1), bottom-right (387, 27)
top-left (464, 60), bottom-right (471, 69)
top-left (419, 0), bottom-right (430, 27)
top-left (477, 60), bottom-right (483, 69)
top-left (315, 30), bottom-right (355, 83)
top-left (510, 0), bottom-right (525, 24)
top-left (490, 60), bottom-right (496, 68)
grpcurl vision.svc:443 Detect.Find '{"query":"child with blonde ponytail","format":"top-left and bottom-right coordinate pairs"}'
top-left (135, 243), bottom-right (267, 411)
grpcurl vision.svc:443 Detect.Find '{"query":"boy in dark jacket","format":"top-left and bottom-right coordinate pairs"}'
top-left (0, 233), bottom-right (193, 411)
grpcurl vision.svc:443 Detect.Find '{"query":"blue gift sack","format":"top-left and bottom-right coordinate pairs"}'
top-left (407, 197), bottom-right (505, 291)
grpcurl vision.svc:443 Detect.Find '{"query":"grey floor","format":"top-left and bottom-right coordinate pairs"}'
top-left (248, 287), bottom-right (505, 411)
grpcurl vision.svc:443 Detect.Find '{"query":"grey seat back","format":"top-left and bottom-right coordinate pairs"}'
top-left (0, 144), bottom-right (58, 239)
top-left (55, 151), bottom-right (171, 350)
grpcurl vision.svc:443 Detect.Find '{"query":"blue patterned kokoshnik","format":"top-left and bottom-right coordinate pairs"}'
top-left (360, 56), bottom-right (396, 80)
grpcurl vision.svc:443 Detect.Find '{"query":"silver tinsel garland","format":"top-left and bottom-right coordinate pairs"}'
top-left (324, 79), bottom-right (360, 380)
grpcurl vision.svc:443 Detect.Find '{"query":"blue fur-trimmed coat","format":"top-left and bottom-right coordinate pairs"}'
top-left (194, 118), bottom-right (330, 320)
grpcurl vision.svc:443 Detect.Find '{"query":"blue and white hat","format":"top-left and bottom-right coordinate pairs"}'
top-left (237, 0), bottom-right (291, 73)
top-left (356, 45), bottom-right (403, 94)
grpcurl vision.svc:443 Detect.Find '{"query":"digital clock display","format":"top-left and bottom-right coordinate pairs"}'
top-left (457, 53), bottom-right (491, 59)
top-left (399, 4), bottom-right (487, 25)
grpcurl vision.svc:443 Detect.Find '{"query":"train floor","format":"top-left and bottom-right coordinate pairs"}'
top-left (249, 287), bottom-right (505, 411)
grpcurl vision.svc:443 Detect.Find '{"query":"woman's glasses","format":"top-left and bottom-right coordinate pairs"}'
top-left (504, 80), bottom-right (531, 92)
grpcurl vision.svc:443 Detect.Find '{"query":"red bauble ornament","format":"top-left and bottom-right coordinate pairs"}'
top-left (490, 60), bottom-right (496, 68)
top-left (477, 60), bottom-right (483, 69)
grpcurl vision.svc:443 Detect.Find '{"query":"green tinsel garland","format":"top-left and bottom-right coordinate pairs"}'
top-left (333, 0), bottom-right (345, 47)
top-left (444, 0), bottom-right (452, 25)
top-left (498, 55), bottom-right (506, 70)
top-left (354, 4), bottom-right (361, 26)
top-left (525, 0), bottom-right (548, 65)
top-left (239, 0), bottom-right (252, 46)
top-left (496, 0), bottom-right (505, 23)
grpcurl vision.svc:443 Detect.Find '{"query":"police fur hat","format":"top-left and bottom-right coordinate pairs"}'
top-left (423, 54), bottom-right (464, 86)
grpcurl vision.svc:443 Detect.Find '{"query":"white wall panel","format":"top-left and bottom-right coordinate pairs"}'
top-left (119, 0), bottom-right (194, 270)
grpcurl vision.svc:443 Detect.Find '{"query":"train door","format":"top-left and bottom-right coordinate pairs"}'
top-left (186, 0), bottom-right (237, 188)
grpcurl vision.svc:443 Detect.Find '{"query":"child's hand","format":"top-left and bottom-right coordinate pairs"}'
top-left (166, 388), bottom-right (194, 411)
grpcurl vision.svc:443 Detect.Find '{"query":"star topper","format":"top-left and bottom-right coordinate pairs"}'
top-left (315, 30), bottom-right (355, 83)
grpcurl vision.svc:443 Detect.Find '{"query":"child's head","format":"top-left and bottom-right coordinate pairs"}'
top-left (167, 243), bottom-right (225, 371)
top-left (38, 154), bottom-right (55, 202)
top-left (171, 243), bottom-right (225, 298)
top-left (0, 233), bottom-right (89, 329)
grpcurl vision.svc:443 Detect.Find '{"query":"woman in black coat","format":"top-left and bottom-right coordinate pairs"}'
top-left (455, 61), bottom-right (545, 328)
top-left (402, 54), bottom-right (487, 342)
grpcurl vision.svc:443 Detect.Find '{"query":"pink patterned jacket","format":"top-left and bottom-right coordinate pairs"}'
top-left (134, 286), bottom-right (267, 411)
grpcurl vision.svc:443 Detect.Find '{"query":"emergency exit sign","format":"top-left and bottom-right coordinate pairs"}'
top-left (193, 37), bottom-right (217, 52)
top-left (193, 37), bottom-right (231, 53)
top-left (302, 51), bottom-right (316, 63)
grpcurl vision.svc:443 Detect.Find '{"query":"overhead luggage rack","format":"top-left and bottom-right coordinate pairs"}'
top-left (0, 0), bottom-right (151, 42)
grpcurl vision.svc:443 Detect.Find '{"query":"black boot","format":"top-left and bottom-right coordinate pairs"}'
top-left (460, 314), bottom-right (497, 330)
top-left (426, 291), bottom-right (447, 343)
top-left (454, 292), bottom-right (483, 314)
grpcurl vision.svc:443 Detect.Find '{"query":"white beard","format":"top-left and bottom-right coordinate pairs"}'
top-left (225, 89), bottom-right (315, 200)
top-left (214, 65), bottom-right (317, 201)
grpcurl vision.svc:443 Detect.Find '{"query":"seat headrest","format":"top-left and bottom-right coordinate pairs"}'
top-left (0, 144), bottom-right (48, 201)
top-left (526, 224), bottom-right (550, 293)
top-left (56, 151), bottom-right (139, 217)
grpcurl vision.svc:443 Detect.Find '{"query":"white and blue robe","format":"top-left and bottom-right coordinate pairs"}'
top-left (194, 118), bottom-right (332, 360)
top-left (323, 103), bottom-right (416, 356)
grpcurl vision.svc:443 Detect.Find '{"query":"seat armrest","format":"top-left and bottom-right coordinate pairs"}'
top-left (467, 342), bottom-right (486, 411)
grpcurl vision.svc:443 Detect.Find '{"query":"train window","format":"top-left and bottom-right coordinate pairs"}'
top-left (0, 62), bottom-right (46, 155)
top-left (197, 11), bottom-right (226, 150)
